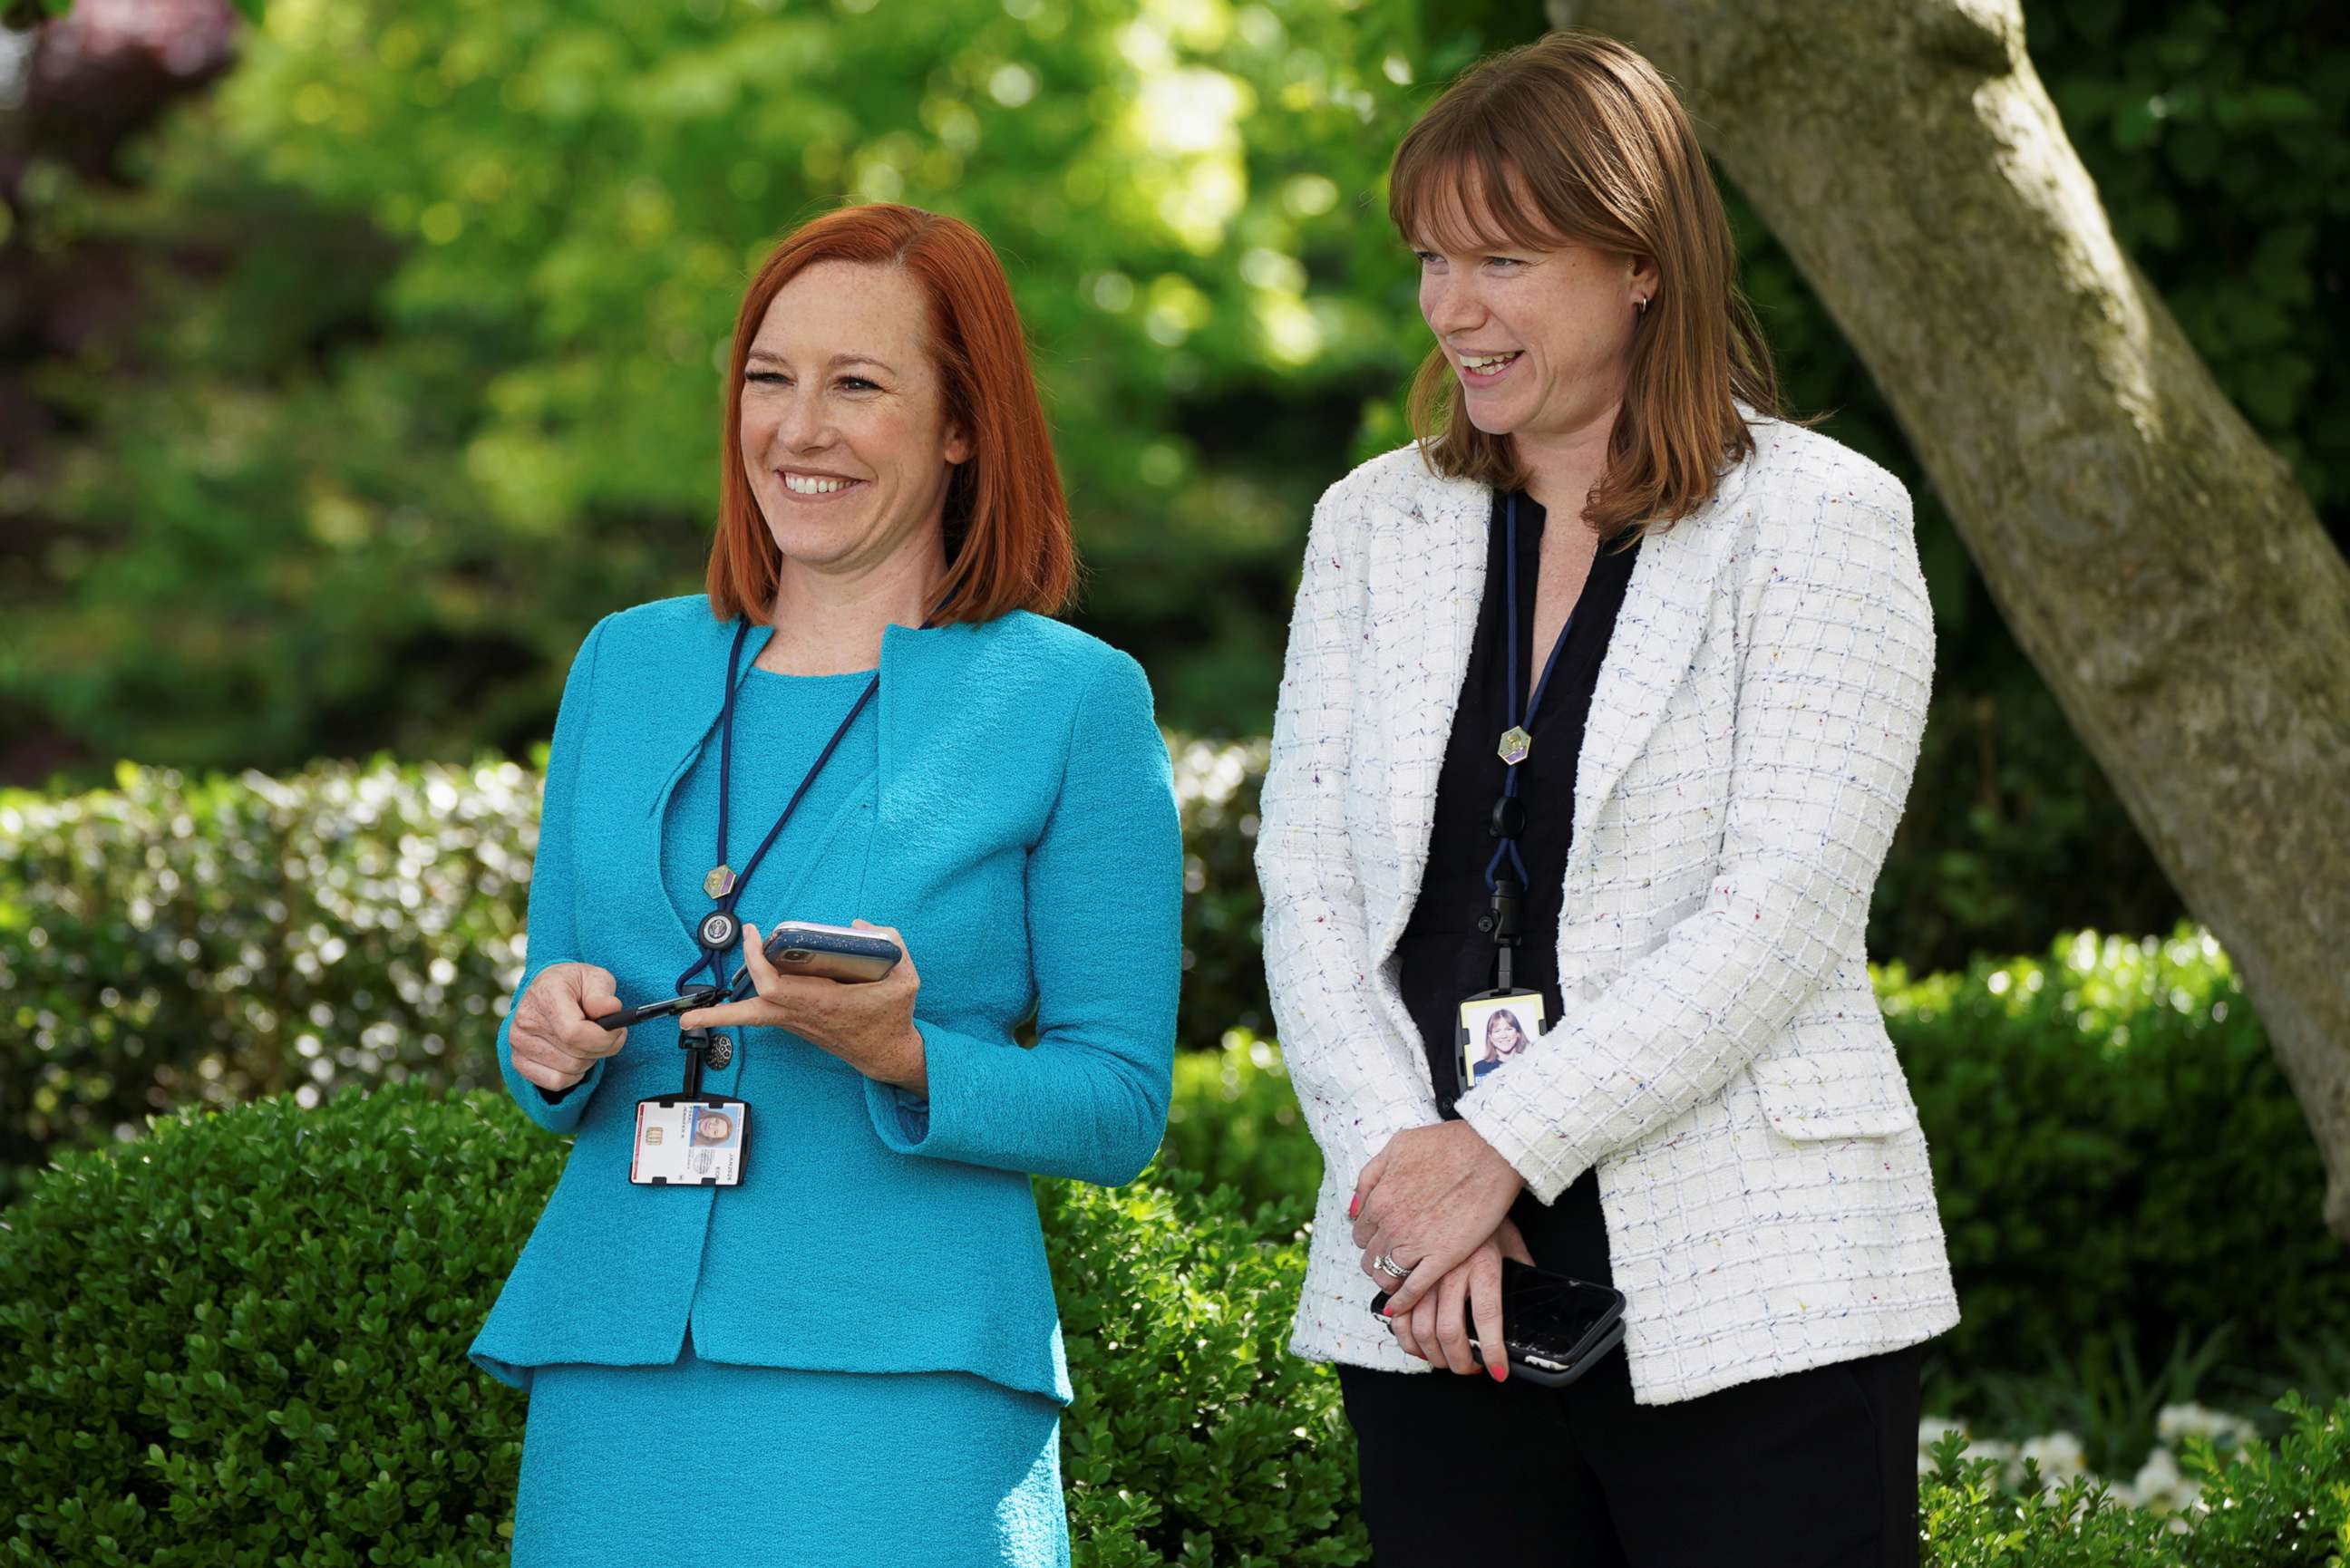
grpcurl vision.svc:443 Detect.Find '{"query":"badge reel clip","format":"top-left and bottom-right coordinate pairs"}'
top-left (599, 907), bottom-right (756, 1188)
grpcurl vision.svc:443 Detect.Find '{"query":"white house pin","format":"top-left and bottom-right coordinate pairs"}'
top-left (1496, 727), bottom-right (1532, 766)
top-left (704, 864), bottom-right (735, 900)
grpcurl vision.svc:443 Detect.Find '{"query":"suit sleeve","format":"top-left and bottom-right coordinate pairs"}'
top-left (495, 615), bottom-right (612, 1136)
top-left (861, 653), bottom-right (1181, 1186)
top-left (1253, 483), bottom-right (1442, 1177)
top-left (1454, 470), bottom-right (1934, 1200)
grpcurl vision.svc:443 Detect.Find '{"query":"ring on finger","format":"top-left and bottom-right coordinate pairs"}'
top-left (1374, 1250), bottom-right (1413, 1282)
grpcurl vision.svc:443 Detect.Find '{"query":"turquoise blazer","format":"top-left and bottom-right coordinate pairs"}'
top-left (468, 595), bottom-right (1182, 1404)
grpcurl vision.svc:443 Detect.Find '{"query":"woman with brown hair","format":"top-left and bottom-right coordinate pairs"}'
top-left (1257, 33), bottom-right (1957, 1564)
top-left (468, 203), bottom-right (1181, 1566)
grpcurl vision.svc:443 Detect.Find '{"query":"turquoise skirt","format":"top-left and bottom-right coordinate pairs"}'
top-left (511, 1329), bottom-right (1069, 1567)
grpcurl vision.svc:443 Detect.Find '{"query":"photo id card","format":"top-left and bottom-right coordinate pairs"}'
top-left (1455, 991), bottom-right (1544, 1094)
top-left (629, 1096), bottom-right (749, 1186)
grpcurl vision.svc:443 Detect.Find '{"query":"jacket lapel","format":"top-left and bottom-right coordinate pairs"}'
top-left (1568, 453), bottom-right (1749, 859)
top-left (633, 614), bottom-right (778, 950)
top-left (1372, 466), bottom-right (1489, 962)
top-left (1368, 442), bottom-right (1752, 947)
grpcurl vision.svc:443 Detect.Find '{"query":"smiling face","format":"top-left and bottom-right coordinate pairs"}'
top-left (1485, 1011), bottom-right (1525, 1053)
top-left (737, 260), bottom-right (972, 586)
top-left (1412, 181), bottom-right (1655, 457)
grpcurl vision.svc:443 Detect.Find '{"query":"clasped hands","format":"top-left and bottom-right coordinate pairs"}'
top-left (505, 919), bottom-right (928, 1098)
top-left (1351, 1120), bottom-right (1531, 1380)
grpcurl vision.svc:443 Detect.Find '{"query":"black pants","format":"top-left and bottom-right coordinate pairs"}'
top-left (1336, 1334), bottom-right (1923, 1567)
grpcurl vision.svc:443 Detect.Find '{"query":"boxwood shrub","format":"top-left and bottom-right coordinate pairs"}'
top-left (5, 1080), bottom-right (2346, 1567)
top-left (6, 758), bottom-right (2345, 1398)
top-left (1887, 930), bottom-right (2350, 1388)
top-left (1157, 937), bottom-right (2350, 1395)
top-left (1160, 1030), bottom-right (1321, 1232)
top-left (0, 741), bottom-right (1273, 1205)
top-left (0, 760), bottom-right (536, 1206)
top-left (1918, 1405), bottom-right (2350, 1566)
top-left (0, 1084), bottom-right (1369, 1568)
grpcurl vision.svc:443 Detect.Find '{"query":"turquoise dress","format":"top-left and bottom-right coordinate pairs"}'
top-left (473, 598), bottom-right (1181, 1568)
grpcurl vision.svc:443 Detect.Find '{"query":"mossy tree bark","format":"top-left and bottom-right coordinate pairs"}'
top-left (1549, 0), bottom-right (2350, 1238)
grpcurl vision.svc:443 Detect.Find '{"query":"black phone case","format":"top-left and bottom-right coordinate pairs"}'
top-left (1371, 1263), bottom-right (1627, 1389)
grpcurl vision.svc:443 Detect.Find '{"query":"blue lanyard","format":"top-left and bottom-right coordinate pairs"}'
top-left (673, 617), bottom-right (879, 999)
top-left (1483, 492), bottom-right (1578, 896)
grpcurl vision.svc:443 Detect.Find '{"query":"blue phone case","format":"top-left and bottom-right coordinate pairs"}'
top-left (741, 924), bottom-right (901, 989)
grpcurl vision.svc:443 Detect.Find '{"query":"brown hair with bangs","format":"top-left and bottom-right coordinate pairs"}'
top-left (1389, 32), bottom-right (1785, 539)
top-left (706, 203), bottom-right (1075, 625)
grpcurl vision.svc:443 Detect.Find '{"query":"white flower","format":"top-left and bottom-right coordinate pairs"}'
top-left (2127, 1445), bottom-right (2200, 1515)
top-left (2020, 1430), bottom-right (2088, 1487)
top-left (2155, 1402), bottom-right (2256, 1449)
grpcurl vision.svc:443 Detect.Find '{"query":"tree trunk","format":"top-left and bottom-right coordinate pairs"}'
top-left (1549, 0), bottom-right (2350, 1238)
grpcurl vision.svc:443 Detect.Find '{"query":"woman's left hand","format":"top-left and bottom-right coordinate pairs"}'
top-left (677, 919), bottom-right (927, 1094)
top-left (1352, 1121), bottom-right (1525, 1318)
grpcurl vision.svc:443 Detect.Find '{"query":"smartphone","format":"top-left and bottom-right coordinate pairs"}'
top-left (752, 921), bottom-right (901, 985)
top-left (1371, 1258), bottom-right (1627, 1389)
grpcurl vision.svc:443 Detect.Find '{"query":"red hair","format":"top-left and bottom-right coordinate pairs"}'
top-left (705, 204), bottom-right (1075, 624)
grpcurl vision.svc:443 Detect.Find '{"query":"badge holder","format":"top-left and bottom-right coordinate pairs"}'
top-left (629, 1031), bottom-right (750, 1187)
top-left (598, 945), bottom-right (756, 1189)
top-left (1455, 865), bottom-right (1545, 1099)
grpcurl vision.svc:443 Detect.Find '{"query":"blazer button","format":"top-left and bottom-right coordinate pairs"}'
top-left (704, 1034), bottom-right (734, 1070)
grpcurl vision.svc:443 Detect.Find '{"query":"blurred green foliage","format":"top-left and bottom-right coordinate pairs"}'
top-left (4, 0), bottom-right (1510, 771)
top-left (1161, 1026), bottom-right (1318, 1223)
top-left (1883, 930), bottom-right (2350, 1400)
top-left (0, 754), bottom-right (534, 1203)
top-left (2, 0), bottom-right (2343, 973)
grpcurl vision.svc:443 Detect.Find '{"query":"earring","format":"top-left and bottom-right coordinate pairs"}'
top-left (1636, 295), bottom-right (1650, 315)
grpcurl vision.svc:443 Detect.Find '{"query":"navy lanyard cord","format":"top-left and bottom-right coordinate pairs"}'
top-left (675, 617), bottom-right (881, 996)
top-left (1483, 492), bottom-right (1578, 895)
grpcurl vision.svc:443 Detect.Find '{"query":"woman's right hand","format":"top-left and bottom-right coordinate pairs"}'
top-left (1386, 1216), bottom-right (1536, 1379)
top-left (508, 963), bottom-right (629, 1093)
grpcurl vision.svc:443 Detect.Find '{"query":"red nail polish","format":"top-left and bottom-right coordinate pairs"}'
top-left (1380, 1303), bottom-right (1394, 1317)
top-left (1348, 1196), bottom-right (1360, 1219)
top-left (1490, 1364), bottom-right (1507, 1383)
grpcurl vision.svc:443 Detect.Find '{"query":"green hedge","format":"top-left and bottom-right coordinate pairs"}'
top-left (1888, 930), bottom-right (2350, 1391)
top-left (1159, 936), bottom-right (2350, 1397)
top-left (0, 1085), bottom-right (1368, 1568)
top-left (1162, 1029), bottom-right (1321, 1225)
top-left (1918, 1406), bottom-right (2350, 1567)
top-left (0, 742), bottom-right (1271, 1205)
top-left (5, 1082), bottom-right (2346, 1567)
top-left (8, 759), bottom-right (2346, 1399)
top-left (0, 760), bottom-right (534, 1206)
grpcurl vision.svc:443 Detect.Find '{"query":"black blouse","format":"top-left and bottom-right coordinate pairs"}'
top-left (1394, 489), bottom-right (1643, 1289)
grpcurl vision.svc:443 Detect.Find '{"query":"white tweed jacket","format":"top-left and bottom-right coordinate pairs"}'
top-left (1256, 416), bottom-right (1960, 1406)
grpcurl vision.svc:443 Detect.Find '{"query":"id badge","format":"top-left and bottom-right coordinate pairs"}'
top-left (1455, 991), bottom-right (1545, 1095)
top-left (629, 1096), bottom-right (750, 1186)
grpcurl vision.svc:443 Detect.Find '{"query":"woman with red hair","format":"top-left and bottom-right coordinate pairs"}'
top-left (467, 204), bottom-right (1182, 1566)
